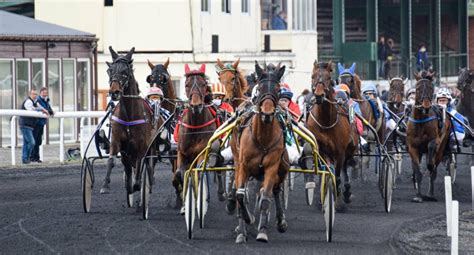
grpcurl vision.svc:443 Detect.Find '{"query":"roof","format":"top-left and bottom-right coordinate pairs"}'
top-left (0, 10), bottom-right (96, 42)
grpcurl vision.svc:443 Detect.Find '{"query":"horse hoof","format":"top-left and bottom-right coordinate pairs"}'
top-left (247, 213), bottom-right (255, 225)
top-left (234, 225), bottom-right (240, 233)
top-left (343, 193), bottom-right (352, 204)
top-left (226, 199), bottom-right (236, 215)
top-left (422, 195), bottom-right (438, 202)
top-left (174, 197), bottom-right (183, 209)
top-left (133, 183), bottom-right (141, 192)
top-left (180, 206), bottom-right (185, 215)
top-left (277, 220), bottom-right (288, 233)
top-left (100, 186), bottom-right (110, 194)
top-left (235, 233), bottom-right (247, 244)
top-left (335, 198), bottom-right (347, 213)
top-left (411, 196), bottom-right (423, 203)
top-left (217, 192), bottom-right (226, 202)
top-left (256, 232), bottom-right (268, 242)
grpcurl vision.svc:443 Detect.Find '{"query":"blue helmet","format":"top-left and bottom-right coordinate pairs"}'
top-left (279, 87), bottom-right (293, 100)
top-left (361, 83), bottom-right (378, 96)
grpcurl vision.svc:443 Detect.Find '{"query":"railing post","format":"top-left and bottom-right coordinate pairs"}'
top-left (80, 117), bottom-right (85, 158)
top-left (451, 200), bottom-right (459, 255)
top-left (39, 125), bottom-right (45, 161)
top-left (11, 116), bottom-right (16, 166)
top-left (445, 176), bottom-right (452, 236)
top-left (59, 118), bottom-right (64, 163)
top-left (471, 166), bottom-right (474, 211)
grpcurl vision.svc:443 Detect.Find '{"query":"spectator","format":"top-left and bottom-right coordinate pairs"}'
top-left (30, 87), bottom-right (54, 163)
top-left (377, 36), bottom-right (387, 79)
top-left (19, 89), bottom-right (49, 164)
top-left (271, 11), bottom-right (287, 30)
top-left (416, 43), bottom-right (429, 72)
top-left (297, 89), bottom-right (310, 114)
top-left (384, 38), bottom-right (394, 79)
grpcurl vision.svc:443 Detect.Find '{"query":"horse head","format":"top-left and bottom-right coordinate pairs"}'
top-left (415, 79), bottom-right (434, 114)
top-left (146, 58), bottom-right (171, 95)
top-left (312, 59), bottom-right (333, 104)
top-left (245, 72), bottom-right (258, 97)
top-left (457, 67), bottom-right (472, 92)
top-left (388, 76), bottom-right (407, 107)
top-left (184, 64), bottom-right (208, 114)
top-left (255, 61), bottom-right (285, 124)
top-left (337, 62), bottom-right (358, 98)
top-left (106, 46), bottom-right (135, 100)
top-left (216, 58), bottom-right (248, 104)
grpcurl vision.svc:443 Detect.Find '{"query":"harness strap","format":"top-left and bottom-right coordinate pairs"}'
top-left (408, 115), bottom-right (436, 124)
top-left (111, 115), bottom-right (147, 126)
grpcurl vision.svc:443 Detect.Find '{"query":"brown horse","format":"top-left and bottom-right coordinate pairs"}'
top-left (406, 71), bottom-right (450, 202)
top-left (215, 58), bottom-right (249, 109)
top-left (306, 60), bottom-right (359, 212)
top-left (146, 58), bottom-right (177, 113)
top-left (230, 62), bottom-right (288, 243)
top-left (456, 68), bottom-right (474, 126)
top-left (100, 47), bottom-right (156, 201)
top-left (173, 64), bottom-right (218, 211)
top-left (387, 77), bottom-right (406, 117)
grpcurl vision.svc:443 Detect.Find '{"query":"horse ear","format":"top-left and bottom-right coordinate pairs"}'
top-left (109, 46), bottom-right (118, 60)
top-left (337, 63), bottom-right (345, 75)
top-left (216, 58), bottom-right (224, 68)
top-left (313, 59), bottom-right (318, 67)
top-left (125, 47), bottom-right (135, 61)
top-left (200, 64), bottom-right (206, 74)
top-left (349, 62), bottom-right (356, 74)
top-left (106, 62), bottom-right (111, 67)
top-left (414, 72), bottom-right (421, 81)
top-left (147, 59), bottom-right (155, 70)
top-left (232, 58), bottom-right (240, 69)
top-left (184, 64), bottom-right (191, 74)
top-left (403, 77), bottom-right (408, 84)
top-left (163, 58), bottom-right (170, 69)
top-left (327, 60), bottom-right (333, 71)
top-left (255, 60), bottom-right (263, 78)
top-left (277, 65), bottom-right (286, 80)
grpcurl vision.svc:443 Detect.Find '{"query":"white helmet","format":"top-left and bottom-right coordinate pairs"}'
top-left (435, 87), bottom-right (452, 101)
top-left (251, 84), bottom-right (259, 100)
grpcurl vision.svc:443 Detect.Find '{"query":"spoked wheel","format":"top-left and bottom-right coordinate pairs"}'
top-left (81, 159), bottom-right (93, 213)
top-left (197, 172), bottom-right (209, 229)
top-left (383, 157), bottom-right (394, 213)
top-left (322, 176), bottom-right (335, 243)
top-left (185, 175), bottom-right (195, 239)
top-left (448, 153), bottom-right (456, 184)
top-left (282, 175), bottom-right (289, 210)
top-left (378, 159), bottom-right (386, 199)
top-left (141, 159), bottom-right (152, 220)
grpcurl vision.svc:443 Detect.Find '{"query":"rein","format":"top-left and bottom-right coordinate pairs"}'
top-left (408, 115), bottom-right (436, 124)
top-left (178, 105), bottom-right (218, 129)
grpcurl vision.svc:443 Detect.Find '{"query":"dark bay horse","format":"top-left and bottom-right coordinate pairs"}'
top-left (230, 62), bottom-right (289, 243)
top-left (173, 64), bottom-right (218, 211)
top-left (406, 72), bottom-right (450, 202)
top-left (306, 60), bottom-right (359, 212)
top-left (456, 68), bottom-right (474, 126)
top-left (387, 77), bottom-right (406, 118)
top-left (100, 47), bottom-right (156, 199)
top-left (215, 58), bottom-right (249, 110)
top-left (146, 58), bottom-right (177, 113)
top-left (244, 72), bottom-right (258, 98)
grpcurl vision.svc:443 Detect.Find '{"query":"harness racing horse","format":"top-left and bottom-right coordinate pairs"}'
top-left (216, 58), bottom-right (249, 110)
top-left (456, 68), bottom-right (474, 127)
top-left (406, 71), bottom-right (450, 202)
top-left (338, 63), bottom-right (385, 178)
top-left (173, 64), bottom-right (218, 211)
top-left (100, 47), bottom-right (156, 204)
top-left (306, 60), bottom-right (359, 212)
top-left (230, 62), bottom-right (289, 243)
top-left (146, 58), bottom-right (178, 113)
top-left (244, 72), bottom-right (258, 97)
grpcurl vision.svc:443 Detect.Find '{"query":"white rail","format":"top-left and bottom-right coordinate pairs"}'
top-left (444, 176), bottom-right (459, 255)
top-left (0, 110), bottom-right (106, 165)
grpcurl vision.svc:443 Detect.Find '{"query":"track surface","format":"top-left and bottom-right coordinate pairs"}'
top-left (0, 154), bottom-right (472, 254)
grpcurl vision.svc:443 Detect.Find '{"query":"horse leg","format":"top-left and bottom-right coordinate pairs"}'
top-left (100, 154), bottom-right (117, 194)
top-left (273, 183), bottom-right (288, 233)
top-left (172, 152), bottom-right (185, 210)
top-left (234, 163), bottom-right (253, 244)
top-left (342, 158), bottom-right (353, 204)
top-left (408, 147), bottom-right (423, 202)
top-left (334, 159), bottom-right (347, 212)
top-left (256, 165), bottom-right (279, 243)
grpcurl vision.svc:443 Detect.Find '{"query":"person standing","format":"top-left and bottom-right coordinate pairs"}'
top-left (31, 87), bottom-right (54, 163)
top-left (377, 36), bottom-right (387, 79)
top-left (271, 11), bottom-right (287, 30)
top-left (416, 43), bottom-right (429, 72)
top-left (384, 38), bottom-right (394, 79)
top-left (19, 89), bottom-right (49, 164)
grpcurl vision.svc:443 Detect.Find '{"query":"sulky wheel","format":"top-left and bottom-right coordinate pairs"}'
top-left (322, 175), bottom-right (335, 242)
top-left (383, 157), bottom-right (394, 213)
top-left (185, 175), bottom-right (196, 239)
top-left (82, 160), bottom-right (93, 213)
top-left (378, 159), bottom-right (386, 199)
top-left (141, 159), bottom-right (152, 220)
top-left (197, 172), bottom-right (209, 229)
top-left (305, 174), bottom-right (316, 206)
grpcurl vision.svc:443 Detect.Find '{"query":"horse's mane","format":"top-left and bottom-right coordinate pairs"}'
top-left (352, 74), bottom-right (362, 99)
top-left (235, 68), bottom-right (249, 95)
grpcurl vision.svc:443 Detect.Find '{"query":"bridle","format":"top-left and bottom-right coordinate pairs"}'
top-left (312, 67), bottom-right (333, 105)
top-left (255, 77), bottom-right (281, 122)
top-left (107, 57), bottom-right (140, 99)
top-left (217, 66), bottom-right (246, 104)
top-left (387, 78), bottom-right (404, 108)
top-left (457, 68), bottom-right (472, 92)
top-left (414, 79), bottom-right (434, 113)
top-left (147, 65), bottom-right (170, 96)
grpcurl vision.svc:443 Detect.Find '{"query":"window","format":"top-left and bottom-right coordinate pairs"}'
top-left (62, 59), bottom-right (75, 141)
top-left (0, 60), bottom-right (13, 146)
top-left (292, 0), bottom-right (316, 31)
top-left (32, 59), bottom-right (45, 91)
top-left (242, 0), bottom-right (249, 13)
top-left (47, 60), bottom-right (61, 142)
top-left (16, 60), bottom-right (29, 109)
top-left (104, 0), bottom-right (113, 7)
top-left (261, 0), bottom-right (288, 30)
top-left (201, 0), bottom-right (210, 12)
top-left (222, 0), bottom-right (231, 13)
top-left (77, 60), bottom-right (90, 112)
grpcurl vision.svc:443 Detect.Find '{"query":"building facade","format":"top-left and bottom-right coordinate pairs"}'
top-left (35, 0), bottom-right (319, 103)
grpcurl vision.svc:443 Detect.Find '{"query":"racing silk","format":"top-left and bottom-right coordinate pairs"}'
top-left (173, 105), bottom-right (220, 143)
top-left (348, 99), bottom-right (363, 135)
top-left (447, 106), bottom-right (466, 135)
top-left (219, 102), bottom-right (234, 113)
top-left (288, 101), bottom-right (301, 120)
